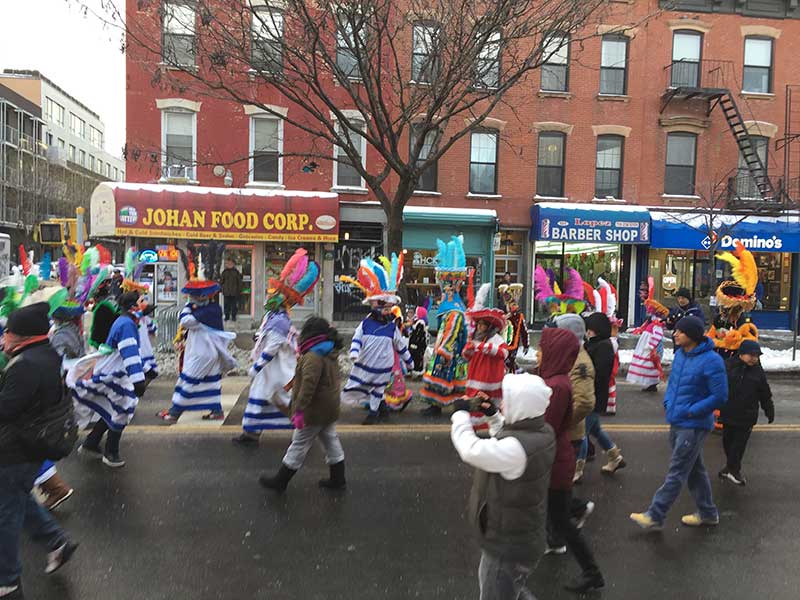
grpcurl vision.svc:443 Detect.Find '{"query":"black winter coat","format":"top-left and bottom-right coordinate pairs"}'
top-left (719, 357), bottom-right (774, 427)
top-left (584, 336), bottom-right (615, 414)
top-left (0, 341), bottom-right (65, 465)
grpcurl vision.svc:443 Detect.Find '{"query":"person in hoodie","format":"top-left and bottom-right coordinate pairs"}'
top-left (665, 287), bottom-right (705, 330)
top-left (450, 373), bottom-right (555, 600)
top-left (408, 307), bottom-right (428, 378)
top-left (718, 340), bottom-right (774, 486)
top-left (631, 316), bottom-right (728, 530)
top-left (582, 313), bottom-right (626, 475)
top-left (537, 327), bottom-right (605, 594)
top-left (259, 318), bottom-right (346, 493)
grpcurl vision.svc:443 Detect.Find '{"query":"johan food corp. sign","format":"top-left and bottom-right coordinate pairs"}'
top-left (113, 189), bottom-right (339, 242)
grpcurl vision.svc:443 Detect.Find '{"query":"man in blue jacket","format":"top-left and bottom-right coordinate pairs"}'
top-left (630, 316), bottom-right (728, 530)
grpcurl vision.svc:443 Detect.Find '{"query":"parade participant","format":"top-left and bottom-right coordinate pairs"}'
top-left (450, 373), bottom-right (555, 600)
top-left (631, 316), bottom-right (727, 531)
top-left (420, 236), bottom-right (469, 416)
top-left (233, 248), bottom-right (319, 444)
top-left (718, 340), bottom-right (774, 486)
top-left (159, 244), bottom-right (237, 423)
top-left (533, 265), bottom-right (562, 327)
top-left (498, 282), bottom-right (528, 373)
top-left (259, 317), bottom-right (346, 493)
top-left (119, 250), bottom-right (158, 386)
top-left (594, 278), bottom-right (621, 414)
top-left (627, 277), bottom-right (668, 392)
top-left (665, 287), bottom-right (705, 330)
top-left (340, 253), bottom-right (413, 425)
top-left (408, 305), bottom-right (428, 378)
top-left (463, 283), bottom-right (508, 407)
top-left (72, 291), bottom-right (147, 468)
top-left (385, 306), bottom-right (413, 411)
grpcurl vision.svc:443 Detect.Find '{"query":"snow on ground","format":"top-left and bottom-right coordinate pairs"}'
top-left (619, 347), bottom-right (800, 372)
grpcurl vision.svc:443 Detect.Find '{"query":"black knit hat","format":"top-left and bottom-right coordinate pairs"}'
top-left (675, 315), bottom-right (705, 343)
top-left (675, 287), bottom-right (693, 302)
top-left (6, 302), bottom-right (51, 336)
top-left (118, 291), bottom-right (140, 311)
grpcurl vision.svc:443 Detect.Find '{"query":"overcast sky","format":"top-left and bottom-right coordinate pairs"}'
top-left (0, 0), bottom-right (126, 158)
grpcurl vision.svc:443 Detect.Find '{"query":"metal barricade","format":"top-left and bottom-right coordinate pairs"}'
top-left (155, 304), bottom-right (182, 352)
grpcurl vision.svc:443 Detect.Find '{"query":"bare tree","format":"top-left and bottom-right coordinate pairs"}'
top-left (74, 0), bottom-right (637, 254)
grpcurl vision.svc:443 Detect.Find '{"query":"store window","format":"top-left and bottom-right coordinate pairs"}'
top-left (334, 224), bottom-right (383, 321)
top-left (224, 246), bottom-right (254, 317)
top-left (495, 230), bottom-right (525, 308)
top-left (406, 250), bottom-right (483, 311)
top-left (265, 243), bottom-right (318, 315)
top-left (541, 33), bottom-right (569, 92)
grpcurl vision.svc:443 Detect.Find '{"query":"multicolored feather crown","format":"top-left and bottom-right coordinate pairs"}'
top-left (267, 248), bottom-right (321, 309)
top-left (179, 243), bottom-right (222, 297)
top-left (715, 241), bottom-right (757, 311)
top-left (499, 283), bottom-right (524, 305)
top-left (641, 276), bottom-right (669, 317)
top-left (435, 235), bottom-right (467, 290)
top-left (121, 248), bottom-right (150, 295)
top-left (340, 252), bottom-right (404, 306)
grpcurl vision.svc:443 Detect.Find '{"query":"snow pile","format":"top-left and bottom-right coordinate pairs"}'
top-left (619, 347), bottom-right (800, 372)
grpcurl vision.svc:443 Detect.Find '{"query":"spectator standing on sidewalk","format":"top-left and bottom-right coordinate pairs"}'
top-left (0, 303), bottom-right (79, 599)
top-left (220, 258), bottom-right (243, 323)
top-left (450, 373), bottom-right (555, 600)
top-left (631, 316), bottom-right (728, 530)
top-left (718, 340), bottom-right (774, 486)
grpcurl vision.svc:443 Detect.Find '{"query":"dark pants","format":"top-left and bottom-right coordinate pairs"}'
top-left (85, 419), bottom-right (122, 455)
top-left (478, 550), bottom-right (536, 600)
top-left (224, 296), bottom-right (238, 321)
top-left (547, 489), bottom-right (600, 576)
top-left (0, 462), bottom-right (66, 586)
top-left (723, 425), bottom-right (753, 475)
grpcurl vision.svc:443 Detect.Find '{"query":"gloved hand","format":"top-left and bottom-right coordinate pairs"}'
top-left (133, 381), bottom-right (148, 397)
top-left (452, 398), bottom-right (471, 413)
top-left (479, 402), bottom-right (498, 417)
top-left (291, 410), bottom-right (305, 430)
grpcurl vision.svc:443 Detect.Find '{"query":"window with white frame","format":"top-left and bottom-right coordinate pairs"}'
top-left (89, 125), bottom-right (103, 148)
top-left (412, 22), bottom-right (441, 83)
top-left (537, 132), bottom-right (566, 197)
top-left (250, 116), bottom-right (282, 183)
top-left (671, 30), bottom-right (702, 87)
top-left (474, 31), bottom-right (501, 88)
top-left (600, 35), bottom-right (628, 95)
top-left (251, 7), bottom-right (283, 73)
top-left (88, 155), bottom-right (95, 171)
top-left (58, 138), bottom-right (65, 150)
top-left (69, 113), bottom-right (85, 138)
top-left (334, 120), bottom-right (366, 188)
top-left (664, 132), bottom-right (697, 195)
top-left (336, 10), bottom-right (364, 79)
top-left (469, 129), bottom-right (498, 195)
top-left (79, 149), bottom-right (86, 167)
top-left (410, 125), bottom-right (438, 192)
top-left (162, 109), bottom-right (196, 179)
top-left (595, 135), bottom-right (624, 198)
top-left (68, 144), bottom-right (76, 162)
top-left (162, 1), bottom-right (196, 66)
top-left (541, 33), bottom-right (569, 92)
top-left (743, 37), bottom-right (773, 94)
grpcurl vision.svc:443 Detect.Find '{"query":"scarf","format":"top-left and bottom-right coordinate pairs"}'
top-left (299, 334), bottom-right (328, 355)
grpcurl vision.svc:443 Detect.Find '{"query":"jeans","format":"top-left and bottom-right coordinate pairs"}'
top-left (547, 489), bottom-right (600, 576)
top-left (723, 425), bottom-right (753, 475)
top-left (223, 296), bottom-right (238, 321)
top-left (85, 419), bottom-right (122, 455)
top-left (577, 412), bottom-right (614, 460)
top-left (647, 426), bottom-right (718, 524)
top-left (478, 550), bottom-right (536, 600)
top-left (0, 462), bottom-right (67, 586)
top-left (282, 424), bottom-right (345, 471)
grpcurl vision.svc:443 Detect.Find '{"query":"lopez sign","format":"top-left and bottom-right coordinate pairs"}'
top-left (109, 186), bottom-right (339, 242)
top-left (531, 204), bottom-right (650, 245)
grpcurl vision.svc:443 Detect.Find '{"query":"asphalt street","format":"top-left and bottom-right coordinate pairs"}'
top-left (17, 380), bottom-right (800, 600)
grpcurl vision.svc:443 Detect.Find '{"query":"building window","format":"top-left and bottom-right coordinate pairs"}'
top-left (251, 7), bottom-right (283, 73)
top-left (541, 33), bottom-right (569, 92)
top-left (89, 125), bottom-right (103, 148)
top-left (69, 113), bottom-right (85, 137)
top-left (250, 116), bottom-right (282, 183)
top-left (336, 11), bottom-right (363, 79)
top-left (671, 30), bottom-right (702, 87)
top-left (736, 135), bottom-right (769, 198)
top-left (79, 149), bottom-right (86, 167)
top-left (600, 35), bottom-right (628, 95)
top-left (162, 1), bottom-right (196, 66)
top-left (68, 144), bottom-right (76, 162)
top-left (664, 132), bottom-right (697, 195)
top-left (162, 110), bottom-right (196, 178)
top-left (45, 98), bottom-right (65, 127)
top-left (411, 126), bottom-right (438, 192)
top-left (45, 132), bottom-right (54, 146)
top-left (469, 129), bottom-right (498, 195)
top-left (537, 132), bottom-right (565, 197)
top-left (474, 31), bottom-right (501, 89)
top-left (58, 138), bottom-right (65, 150)
top-left (595, 135), bottom-right (624, 198)
top-left (743, 37), bottom-right (773, 94)
top-left (412, 22), bottom-right (441, 83)
top-left (334, 120), bottom-right (366, 188)
top-left (113, 167), bottom-right (119, 180)
top-left (88, 155), bottom-right (95, 171)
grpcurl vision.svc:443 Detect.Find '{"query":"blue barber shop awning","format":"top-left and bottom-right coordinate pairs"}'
top-left (530, 203), bottom-right (651, 244)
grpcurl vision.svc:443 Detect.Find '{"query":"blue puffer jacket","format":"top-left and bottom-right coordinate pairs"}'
top-left (664, 337), bottom-right (728, 430)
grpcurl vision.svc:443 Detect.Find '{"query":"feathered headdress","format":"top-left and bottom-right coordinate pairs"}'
top-left (340, 252), bottom-right (404, 306)
top-left (180, 242), bottom-right (221, 297)
top-left (556, 268), bottom-right (587, 313)
top-left (583, 281), bottom-right (601, 313)
top-left (499, 283), bottom-right (524, 306)
top-left (466, 282), bottom-right (506, 330)
top-left (434, 235), bottom-right (467, 291)
top-left (715, 241), bottom-right (757, 311)
top-left (121, 248), bottom-right (150, 295)
top-left (596, 277), bottom-right (622, 326)
top-left (266, 248), bottom-right (321, 309)
top-left (641, 276), bottom-right (669, 317)
top-left (533, 265), bottom-right (559, 306)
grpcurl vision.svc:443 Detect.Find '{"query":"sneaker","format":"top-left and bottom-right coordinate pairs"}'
top-left (202, 411), bottom-right (225, 421)
top-left (576, 501), bottom-right (595, 530)
top-left (45, 541), bottom-right (79, 574)
top-left (44, 488), bottom-right (74, 511)
top-left (630, 512), bottom-right (663, 531)
top-left (544, 545), bottom-right (567, 555)
top-left (681, 513), bottom-right (719, 527)
top-left (718, 467), bottom-right (730, 480)
top-left (564, 571), bottom-right (605, 594)
top-left (0, 582), bottom-right (23, 599)
top-left (157, 409), bottom-right (179, 423)
top-left (642, 384), bottom-right (658, 393)
top-left (77, 443), bottom-right (103, 459)
top-left (723, 472), bottom-right (746, 486)
top-left (102, 453), bottom-right (126, 468)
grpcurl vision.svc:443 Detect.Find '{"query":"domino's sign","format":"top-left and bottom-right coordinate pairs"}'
top-left (531, 204), bottom-right (651, 245)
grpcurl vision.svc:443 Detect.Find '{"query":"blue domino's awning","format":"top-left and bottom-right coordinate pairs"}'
top-left (650, 211), bottom-right (800, 253)
top-left (530, 203), bottom-right (651, 244)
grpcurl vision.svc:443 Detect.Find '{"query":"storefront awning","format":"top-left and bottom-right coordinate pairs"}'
top-left (650, 211), bottom-right (800, 252)
top-left (530, 203), bottom-right (650, 244)
top-left (90, 182), bottom-right (340, 242)
top-left (403, 206), bottom-right (497, 225)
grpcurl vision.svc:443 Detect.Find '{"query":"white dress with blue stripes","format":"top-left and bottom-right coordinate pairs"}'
top-left (138, 315), bottom-right (158, 376)
top-left (242, 311), bottom-right (297, 431)
top-left (171, 305), bottom-right (237, 414)
top-left (70, 315), bottom-right (144, 431)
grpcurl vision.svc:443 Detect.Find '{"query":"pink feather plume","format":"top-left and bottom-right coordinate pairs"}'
top-left (533, 265), bottom-right (555, 301)
top-left (289, 255), bottom-right (309, 286)
top-left (562, 268), bottom-right (584, 301)
top-left (280, 249), bottom-right (307, 282)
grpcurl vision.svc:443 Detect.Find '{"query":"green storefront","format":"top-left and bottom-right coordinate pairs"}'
top-left (402, 206), bottom-right (498, 328)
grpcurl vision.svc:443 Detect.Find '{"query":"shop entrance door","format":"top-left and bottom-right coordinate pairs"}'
top-left (224, 246), bottom-right (254, 317)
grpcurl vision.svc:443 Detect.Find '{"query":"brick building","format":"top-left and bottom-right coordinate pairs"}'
top-left (120, 0), bottom-right (800, 327)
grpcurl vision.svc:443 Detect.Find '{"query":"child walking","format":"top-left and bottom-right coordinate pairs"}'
top-left (718, 340), bottom-right (774, 486)
top-left (259, 317), bottom-right (346, 493)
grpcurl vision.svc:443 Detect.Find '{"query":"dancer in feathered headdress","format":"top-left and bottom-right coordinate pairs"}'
top-left (463, 283), bottom-right (508, 409)
top-left (159, 242), bottom-right (237, 423)
top-left (627, 276), bottom-right (668, 392)
top-left (420, 236), bottom-right (470, 415)
top-left (533, 264), bottom-right (562, 326)
top-left (707, 241), bottom-right (759, 358)
top-left (498, 282), bottom-right (528, 373)
top-left (118, 248), bottom-right (159, 386)
top-left (340, 252), bottom-right (413, 425)
top-left (384, 306), bottom-right (414, 412)
top-left (233, 248), bottom-right (321, 444)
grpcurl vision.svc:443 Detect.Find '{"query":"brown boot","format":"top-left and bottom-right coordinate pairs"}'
top-left (40, 473), bottom-right (74, 511)
top-left (573, 459), bottom-right (586, 484)
top-left (601, 446), bottom-right (626, 474)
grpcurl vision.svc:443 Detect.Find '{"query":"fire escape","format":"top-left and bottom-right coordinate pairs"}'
top-left (660, 59), bottom-right (778, 206)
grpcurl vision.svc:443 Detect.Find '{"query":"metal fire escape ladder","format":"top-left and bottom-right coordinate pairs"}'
top-left (716, 93), bottom-right (776, 201)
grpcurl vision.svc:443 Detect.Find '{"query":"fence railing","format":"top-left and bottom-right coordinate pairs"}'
top-left (664, 59), bottom-right (733, 90)
top-left (155, 304), bottom-right (182, 352)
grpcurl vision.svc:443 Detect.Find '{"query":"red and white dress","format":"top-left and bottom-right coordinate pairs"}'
top-left (627, 319), bottom-right (664, 387)
top-left (463, 333), bottom-right (509, 403)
